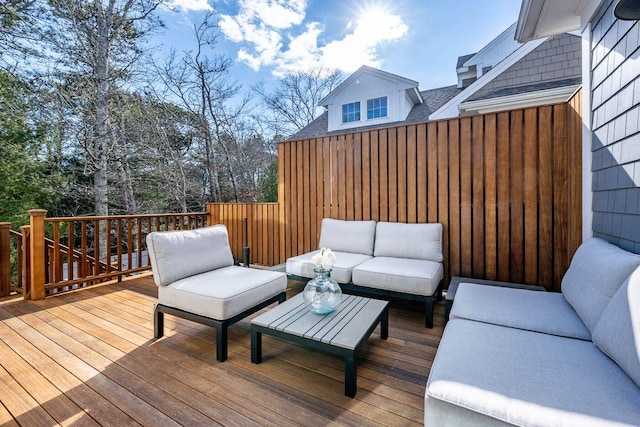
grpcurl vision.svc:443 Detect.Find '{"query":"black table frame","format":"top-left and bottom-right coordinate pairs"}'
top-left (251, 303), bottom-right (388, 397)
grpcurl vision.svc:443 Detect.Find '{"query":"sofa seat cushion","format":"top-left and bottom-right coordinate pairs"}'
top-left (561, 237), bottom-right (640, 332)
top-left (352, 256), bottom-right (444, 296)
top-left (286, 250), bottom-right (372, 283)
top-left (592, 266), bottom-right (640, 388)
top-left (158, 266), bottom-right (287, 320)
top-left (426, 319), bottom-right (640, 427)
top-left (450, 283), bottom-right (591, 340)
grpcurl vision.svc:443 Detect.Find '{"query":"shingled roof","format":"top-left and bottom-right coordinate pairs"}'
top-left (286, 84), bottom-right (462, 141)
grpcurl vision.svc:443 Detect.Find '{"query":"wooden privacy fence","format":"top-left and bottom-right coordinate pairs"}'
top-left (212, 92), bottom-right (583, 292)
top-left (207, 203), bottom-right (280, 267)
top-left (278, 94), bottom-right (583, 291)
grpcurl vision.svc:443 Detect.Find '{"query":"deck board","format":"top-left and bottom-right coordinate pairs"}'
top-left (0, 274), bottom-right (444, 426)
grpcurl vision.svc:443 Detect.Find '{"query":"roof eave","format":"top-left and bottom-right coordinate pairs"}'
top-left (515, 0), bottom-right (605, 42)
top-left (459, 84), bottom-right (581, 115)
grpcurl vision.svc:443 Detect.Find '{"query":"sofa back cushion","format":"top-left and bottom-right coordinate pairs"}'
top-left (562, 238), bottom-right (640, 332)
top-left (373, 222), bottom-right (443, 262)
top-left (147, 225), bottom-right (234, 286)
top-left (592, 266), bottom-right (640, 387)
top-left (318, 219), bottom-right (376, 255)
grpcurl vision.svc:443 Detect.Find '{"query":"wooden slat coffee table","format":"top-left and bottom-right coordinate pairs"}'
top-left (251, 293), bottom-right (388, 397)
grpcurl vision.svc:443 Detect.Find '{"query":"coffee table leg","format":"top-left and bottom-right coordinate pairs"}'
top-left (251, 329), bottom-right (262, 364)
top-left (345, 352), bottom-right (356, 397)
top-left (380, 307), bottom-right (389, 340)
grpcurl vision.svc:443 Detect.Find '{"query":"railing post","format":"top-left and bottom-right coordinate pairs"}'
top-left (0, 222), bottom-right (11, 297)
top-left (29, 209), bottom-right (47, 300)
top-left (20, 225), bottom-right (30, 300)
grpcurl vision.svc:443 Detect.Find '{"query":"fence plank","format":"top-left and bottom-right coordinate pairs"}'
top-left (484, 114), bottom-right (498, 281)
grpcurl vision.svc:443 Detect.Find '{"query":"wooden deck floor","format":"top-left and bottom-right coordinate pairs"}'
top-left (0, 275), bottom-right (445, 426)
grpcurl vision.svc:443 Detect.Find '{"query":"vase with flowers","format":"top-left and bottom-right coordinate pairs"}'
top-left (303, 247), bottom-right (342, 314)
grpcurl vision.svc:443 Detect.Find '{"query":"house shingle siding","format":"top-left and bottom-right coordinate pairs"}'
top-left (590, 0), bottom-right (640, 253)
top-left (473, 33), bottom-right (582, 100)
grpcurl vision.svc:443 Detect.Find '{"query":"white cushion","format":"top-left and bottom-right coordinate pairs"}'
top-left (450, 283), bottom-right (591, 340)
top-left (352, 256), bottom-right (443, 296)
top-left (147, 225), bottom-right (234, 287)
top-left (286, 250), bottom-right (372, 283)
top-left (158, 266), bottom-right (286, 320)
top-left (427, 319), bottom-right (640, 427)
top-left (318, 218), bottom-right (377, 255)
top-left (374, 222), bottom-right (443, 262)
top-left (592, 266), bottom-right (640, 388)
top-left (562, 238), bottom-right (640, 332)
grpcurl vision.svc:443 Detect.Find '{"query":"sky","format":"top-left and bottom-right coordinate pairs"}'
top-left (155, 0), bottom-right (523, 93)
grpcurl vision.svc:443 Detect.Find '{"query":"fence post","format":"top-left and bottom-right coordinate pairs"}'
top-left (20, 225), bottom-right (30, 300)
top-left (29, 209), bottom-right (47, 300)
top-left (0, 222), bottom-right (11, 297)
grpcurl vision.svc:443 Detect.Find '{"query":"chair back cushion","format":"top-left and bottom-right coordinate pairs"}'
top-left (592, 266), bottom-right (640, 387)
top-left (373, 222), bottom-right (443, 262)
top-left (318, 219), bottom-right (376, 255)
top-left (562, 238), bottom-right (640, 332)
top-left (147, 225), bottom-right (234, 286)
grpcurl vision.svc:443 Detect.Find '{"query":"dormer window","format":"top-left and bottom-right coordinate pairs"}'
top-left (367, 96), bottom-right (387, 119)
top-left (342, 102), bottom-right (360, 123)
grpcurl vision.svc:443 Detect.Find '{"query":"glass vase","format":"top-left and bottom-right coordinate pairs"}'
top-left (303, 268), bottom-right (342, 314)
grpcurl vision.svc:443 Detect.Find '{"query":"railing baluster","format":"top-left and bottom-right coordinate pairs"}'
top-left (127, 218), bottom-right (133, 272)
top-left (106, 219), bottom-right (112, 274)
top-left (117, 219), bottom-right (123, 273)
top-left (21, 225), bottom-right (31, 299)
top-left (0, 223), bottom-right (10, 297)
top-left (137, 218), bottom-right (142, 270)
top-left (93, 219), bottom-right (100, 281)
top-left (80, 221), bottom-right (87, 284)
top-left (67, 221), bottom-right (74, 281)
top-left (53, 222), bottom-right (61, 284)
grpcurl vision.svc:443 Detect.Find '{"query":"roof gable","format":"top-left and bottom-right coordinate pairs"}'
top-left (319, 65), bottom-right (421, 106)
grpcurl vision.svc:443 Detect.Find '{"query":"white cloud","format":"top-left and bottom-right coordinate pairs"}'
top-left (165, 0), bottom-right (213, 12)
top-left (219, 1), bottom-right (408, 76)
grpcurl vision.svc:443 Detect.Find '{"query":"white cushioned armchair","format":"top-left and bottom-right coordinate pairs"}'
top-left (147, 225), bottom-right (287, 362)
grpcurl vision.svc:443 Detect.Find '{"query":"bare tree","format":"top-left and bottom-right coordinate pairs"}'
top-left (254, 68), bottom-right (342, 137)
top-left (151, 11), bottom-right (248, 202)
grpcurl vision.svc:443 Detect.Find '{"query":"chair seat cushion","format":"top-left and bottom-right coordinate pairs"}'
top-left (286, 250), bottom-right (373, 283)
top-left (450, 283), bottom-right (591, 340)
top-left (158, 266), bottom-right (286, 320)
top-left (352, 256), bottom-right (443, 296)
top-left (426, 319), bottom-right (640, 426)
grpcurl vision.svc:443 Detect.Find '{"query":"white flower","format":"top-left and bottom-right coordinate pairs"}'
top-left (312, 247), bottom-right (336, 271)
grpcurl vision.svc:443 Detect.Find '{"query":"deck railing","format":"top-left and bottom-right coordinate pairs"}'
top-left (14, 210), bottom-right (209, 299)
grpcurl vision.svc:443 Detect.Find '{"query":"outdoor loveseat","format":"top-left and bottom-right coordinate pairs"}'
top-left (425, 238), bottom-right (640, 426)
top-left (286, 218), bottom-right (444, 327)
top-left (147, 225), bottom-right (287, 362)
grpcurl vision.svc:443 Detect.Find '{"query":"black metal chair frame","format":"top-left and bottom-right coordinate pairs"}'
top-left (154, 291), bottom-right (287, 362)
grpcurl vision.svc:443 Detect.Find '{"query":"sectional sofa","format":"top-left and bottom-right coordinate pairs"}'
top-left (425, 238), bottom-right (640, 426)
top-left (286, 218), bottom-right (444, 327)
